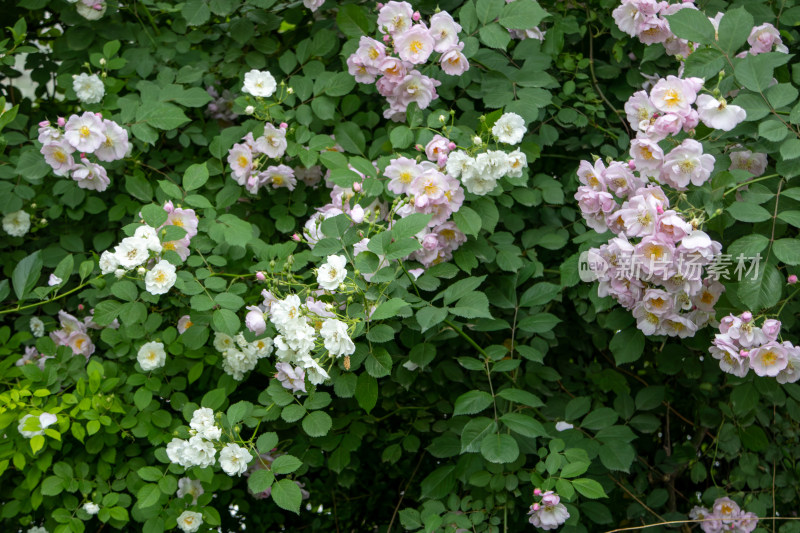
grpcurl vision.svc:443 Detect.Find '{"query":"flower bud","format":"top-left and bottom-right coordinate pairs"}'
top-left (256, 271), bottom-right (266, 281)
top-left (472, 136), bottom-right (482, 146)
top-left (78, 304), bottom-right (85, 311)
top-left (383, 35), bottom-right (391, 43)
top-left (739, 350), bottom-right (749, 358)
top-left (448, 142), bottom-right (456, 150)
top-left (287, 87), bottom-right (294, 94)
top-left (57, 117), bottom-right (66, 127)
top-left (412, 11), bottom-right (420, 21)
top-left (292, 233), bottom-right (301, 242)
top-left (533, 488), bottom-right (542, 496)
top-left (280, 122), bottom-right (288, 129)
top-left (40, 218), bottom-right (47, 225)
top-left (38, 120), bottom-right (49, 127)
top-left (137, 266), bottom-right (146, 276)
top-left (789, 274), bottom-right (798, 285)
top-left (352, 181), bottom-right (362, 192)
top-left (740, 311), bottom-right (752, 323)
top-left (245, 105), bottom-right (255, 115)
top-left (99, 58), bottom-right (106, 65)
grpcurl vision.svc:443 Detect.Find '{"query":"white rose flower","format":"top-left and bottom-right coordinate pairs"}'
top-left (3, 210), bottom-right (31, 237)
top-left (48, 274), bottom-right (63, 286)
top-left (72, 73), bottom-right (105, 104)
top-left (320, 319), bottom-right (355, 357)
top-left (177, 477), bottom-right (204, 505)
top-left (317, 255), bottom-right (348, 291)
top-left (506, 149), bottom-right (528, 178)
top-left (134, 225), bottom-right (162, 253)
top-left (183, 435), bottom-right (216, 468)
top-left (189, 407), bottom-right (221, 441)
top-left (76, 1), bottom-right (106, 20)
top-left (99, 250), bottom-right (119, 275)
top-left (114, 237), bottom-right (149, 269)
top-left (27, 527), bottom-right (48, 533)
top-left (213, 332), bottom-right (235, 353)
top-left (218, 443), bottom-right (253, 476)
top-left (166, 438), bottom-right (188, 466)
top-left (270, 294), bottom-right (305, 329)
top-left (30, 317), bottom-right (45, 338)
top-left (242, 69), bottom-right (277, 97)
top-left (144, 259), bottom-right (177, 296)
top-left (491, 112), bottom-right (527, 144)
top-left (137, 341), bottom-right (166, 371)
top-left (299, 355), bottom-right (331, 385)
top-left (83, 502), bottom-right (100, 515)
top-left (176, 511), bottom-right (203, 533)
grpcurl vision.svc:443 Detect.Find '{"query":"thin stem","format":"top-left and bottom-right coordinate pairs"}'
top-left (721, 174), bottom-right (780, 198)
top-left (0, 277), bottom-right (100, 316)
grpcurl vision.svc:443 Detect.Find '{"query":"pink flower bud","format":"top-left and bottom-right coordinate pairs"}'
top-left (739, 350), bottom-right (749, 358)
top-left (628, 52), bottom-right (637, 61)
top-left (256, 271), bottom-right (266, 281)
top-left (789, 274), bottom-right (798, 285)
top-left (415, 144), bottom-right (423, 151)
top-left (94, 112), bottom-right (102, 117)
top-left (352, 181), bottom-right (362, 192)
top-left (741, 311), bottom-right (752, 323)
top-left (533, 488), bottom-right (542, 496)
top-left (412, 11), bottom-right (420, 21)
top-left (447, 142), bottom-right (456, 150)
top-left (163, 200), bottom-right (174, 213)
top-left (292, 233), bottom-right (301, 242)
top-left (38, 120), bottom-right (50, 127)
top-left (656, 205), bottom-right (664, 215)
top-left (383, 35), bottom-right (391, 43)
top-left (93, 3), bottom-right (102, 10)
top-left (80, 153), bottom-right (86, 159)
top-left (280, 122), bottom-right (288, 129)
top-left (77, 304), bottom-right (85, 311)
top-left (532, 503), bottom-right (540, 511)
top-left (376, 2), bottom-right (383, 7)
top-left (627, 160), bottom-right (636, 170)
top-left (57, 117), bottom-right (66, 127)
top-left (437, 154), bottom-right (448, 167)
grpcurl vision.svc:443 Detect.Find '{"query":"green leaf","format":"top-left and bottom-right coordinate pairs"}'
top-left (137, 466), bottom-right (162, 482)
top-left (453, 206), bottom-right (482, 237)
top-left (183, 163), bottom-right (209, 191)
top-left (212, 309), bottom-right (240, 336)
top-left (41, 476), bottom-right (64, 496)
top-left (717, 7), bottom-right (755, 56)
top-left (610, 327), bottom-right (645, 365)
top-left (247, 469), bottom-right (274, 494)
top-left (420, 465), bottom-right (457, 499)
top-left (683, 48), bottom-right (725, 80)
top-left (572, 478), bottom-right (608, 499)
top-left (774, 239), bottom-right (800, 265)
top-left (336, 4), bottom-right (370, 37)
top-left (781, 139), bottom-right (800, 160)
top-left (141, 204), bottom-right (168, 228)
top-left (355, 373), bottom-right (378, 414)
top-left (390, 126), bottom-right (414, 149)
top-left (476, 0), bottom-right (504, 24)
top-left (453, 390), bottom-right (494, 416)
top-left (727, 202), bottom-right (772, 223)
top-left (480, 433), bottom-right (519, 463)
top-left (256, 432), bottom-right (279, 454)
top-left (665, 8), bottom-right (715, 44)
top-left (182, 0), bottom-right (210, 25)
top-left (271, 478), bottom-right (302, 513)
top-left (12, 251), bottom-right (42, 300)
top-left (460, 417), bottom-right (496, 453)
top-left (271, 455), bottom-right (303, 475)
top-left (136, 483), bottom-right (161, 508)
top-left (737, 263), bottom-right (782, 311)
top-left (496, 388), bottom-right (544, 408)
top-left (202, 388), bottom-right (227, 410)
top-left (371, 298), bottom-right (411, 320)
top-left (302, 411), bottom-right (332, 437)
top-left (759, 120), bottom-right (789, 142)
top-left (735, 54), bottom-right (775, 92)
top-left (416, 306), bottom-right (448, 332)
top-left (518, 313), bottom-right (560, 333)
top-left (333, 122), bottom-right (365, 154)
top-left (500, 413), bottom-right (546, 438)
top-left (581, 408), bottom-right (619, 430)
top-left (392, 213), bottom-right (432, 240)
top-left (137, 102), bottom-right (190, 130)
top-left (227, 401), bottom-right (253, 425)
top-left (479, 22), bottom-right (511, 50)
top-left (134, 388), bottom-right (152, 411)
top-left (92, 300), bottom-right (122, 327)
top-left (499, 0), bottom-right (548, 30)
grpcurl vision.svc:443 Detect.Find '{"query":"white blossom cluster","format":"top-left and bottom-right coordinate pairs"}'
top-left (213, 332), bottom-right (273, 381)
top-left (445, 112), bottom-right (528, 196)
top-left (3, 210), bottom-right (31, 237)
top-left (166, 408), bottom-right (253, 478)
top-left (72, 73), bottom-right (104, 104)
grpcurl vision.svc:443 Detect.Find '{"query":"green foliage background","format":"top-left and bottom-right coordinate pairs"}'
top-left (2, 0), bottom-right (800, 531)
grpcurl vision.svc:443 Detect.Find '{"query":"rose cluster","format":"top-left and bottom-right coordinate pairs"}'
top-left (166, 407), bottom-right (253, 477)
top-left (212, 331), bottom-right (273, 381)
top-left (689, 497), bottom-right (758, 533)
top-left (578, 165), bottom-right (725, 336)
top-left (709, 313), bottom-right (800, 383)
top-left (527, 490), bottom-right (570, 530)
top-left (446, 112), bottom-right (529, 196)
top-left (347, 1), bottom-right (468, 121)
top-left (227, 123), bottom-right (295, 194)
top-left (614, 0), bottom-right (787, 58)
top-left (99, 202), bottom-right (198, 296)
top-left (625, 75), bottom-right (746, 145)
top-left (39, 112), bottom-right (129, 192)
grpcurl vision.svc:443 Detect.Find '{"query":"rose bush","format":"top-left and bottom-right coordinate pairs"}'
top-left (2, 0), bottom-right (800, 531)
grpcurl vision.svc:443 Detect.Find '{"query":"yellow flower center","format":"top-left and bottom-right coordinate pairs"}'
top-left (663, 89), bottom-right (681, 106)
top-left (54, 151), bottom-right (67, 163)
top-left (80, 126), bottom-right (91, 138)
top-left (237, 155), bottom-right (249, 168)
